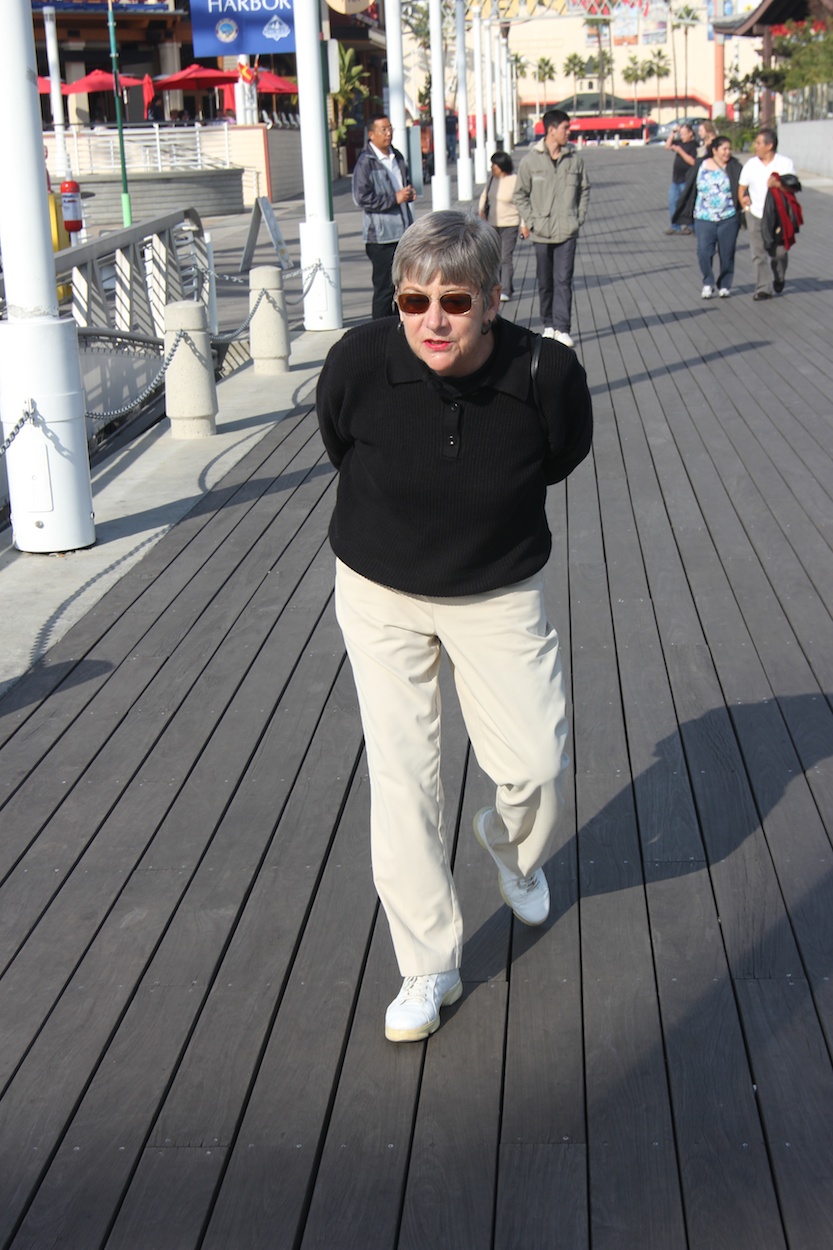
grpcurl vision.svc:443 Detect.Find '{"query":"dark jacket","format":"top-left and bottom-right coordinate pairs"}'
top-left (762, 175), bottom-right (803, 252)
top-left (673, 155), bottom-right (746, 227)
top-left (316, 317), bottom-right (593, 597)
top-left (351, 141), bottom-right (413, 245)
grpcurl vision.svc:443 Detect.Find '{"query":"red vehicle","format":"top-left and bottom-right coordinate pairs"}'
top-left (533, 114), bottom-right (657, 144)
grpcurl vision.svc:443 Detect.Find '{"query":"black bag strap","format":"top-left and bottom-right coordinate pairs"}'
top-left (530, 333), bottom-right (547, 438)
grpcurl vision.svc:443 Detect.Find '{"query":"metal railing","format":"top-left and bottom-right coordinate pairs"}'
top-left (57, 122), bottom-right (235, 176)
top-left (782, 83), bottom-right (833, 123)
top-left (54, 207), bottom-right (211, 339)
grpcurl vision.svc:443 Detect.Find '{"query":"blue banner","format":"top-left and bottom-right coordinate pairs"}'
top-left (191, 0), bottom-right (296, 58)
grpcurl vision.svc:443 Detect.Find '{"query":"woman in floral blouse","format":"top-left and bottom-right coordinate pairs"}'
top-left (673, 135), bottom-right (745, 299)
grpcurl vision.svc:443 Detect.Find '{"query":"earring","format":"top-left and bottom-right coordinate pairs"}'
top-left (397, 320), bottom-right (405, 336)
top-left (480, 320), bottom-right (492, 336)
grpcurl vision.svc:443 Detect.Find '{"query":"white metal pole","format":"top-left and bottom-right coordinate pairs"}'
top-left (0, 0), bottom-right (94, 553)
top-left (454, 0), bottom-right (473, 201)
top-left (386, 0), bottom-right (408, 161)
top-left (484, 18), bottom-right (496, 155)
top-left (43, 7), bottom-right (70, 179)
top-left (493, 25), bottom-right (503, 146)
top-left (472, 8), bottom-right (487, 184)
top-left (296, 0), bottom-right (342, 328)
top-left (501, 36), bottom-right (511, 149)
top-left (429, 0), bottom-right (451, 209)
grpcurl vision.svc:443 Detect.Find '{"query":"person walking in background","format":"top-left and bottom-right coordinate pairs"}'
top-left (739, 127), bottom-right (796, 301)
top-left (317, 212), bottom-right (592, 1043)
top-left (665, 122), bottom-right (697, 234)
top-left (696, 120), bottom-right (717, 158)
top-left (352, 115), bottom-right (416, 320)
top-left (673, 134), bottom-right (744, 299)
top-left (478, 151), bottom-right (529, 303)
top-left (513, 109), bottom-right (590, 348)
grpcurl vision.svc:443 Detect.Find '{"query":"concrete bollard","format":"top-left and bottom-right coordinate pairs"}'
top-left (164, 300), bottom-right (218, 439)
top-left (249, 266), bottom-right (290, 375)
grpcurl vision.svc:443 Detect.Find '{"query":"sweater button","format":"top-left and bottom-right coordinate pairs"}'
top-left (450, 402), bottom-right (460, 414)
top-left (447, 435), bottom-right (456, 446)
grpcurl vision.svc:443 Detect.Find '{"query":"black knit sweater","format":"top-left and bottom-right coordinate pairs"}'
top-left (316, 316), bottom-right (593, 596)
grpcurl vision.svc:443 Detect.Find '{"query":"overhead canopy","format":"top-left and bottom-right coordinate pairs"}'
top-left (712, 0), bottom-right (809, 36)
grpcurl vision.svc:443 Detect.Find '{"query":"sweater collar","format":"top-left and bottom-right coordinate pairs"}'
top-left (385, 317), bottom-right (532, 401)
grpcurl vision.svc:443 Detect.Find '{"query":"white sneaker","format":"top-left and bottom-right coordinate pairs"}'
top-left (552, 330), bottom-right (575, 348)
top-left (718, 288), bottom-right (731, 298)
top-left (701, 284), bottom-right (714, 299)
top-left (385, 971), bottom-right (462, 1042)
top-left (473, 808), bottom-right (550, 926)
top-left (541, 327), bottom-right (556, 339)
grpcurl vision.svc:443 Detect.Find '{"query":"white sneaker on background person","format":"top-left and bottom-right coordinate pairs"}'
top-left (552, 330), bottom-right (575, 348)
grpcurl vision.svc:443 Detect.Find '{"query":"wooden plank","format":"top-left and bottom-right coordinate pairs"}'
top-left (495, 1144), bottom-right (588, 1250)
top-left (398, 979), bottom-right (507, 1250)
top-left (106, 1146), bottom-right (227, 1250)
top-left (0, 409), bottom-right (315, 753)
top-left (736, 978), bottom-right (833, 1250)
top-left (646, 862), bottom-right (787, 1250)
top-left (199, 768), bottom-right (376, 1250)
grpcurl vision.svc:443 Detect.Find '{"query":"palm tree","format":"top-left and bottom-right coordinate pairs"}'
top-left (330, 44), bottom-right (369, 150)
top-left (673, 4), bottom-right (701, 114)
top-left (646, 48), bottom-right (671, 119)
top-left (622, 54), bottom-right (648, 117)
top-left (563, 52), bottom-right (586, 115)
top-left (535, 56), bottom-right (555, 119)
top-left (584, 16), bottom-right (611, 114)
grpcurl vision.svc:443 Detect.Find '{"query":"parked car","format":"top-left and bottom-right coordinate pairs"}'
top-left (648, 116), bottom-right (708, 143)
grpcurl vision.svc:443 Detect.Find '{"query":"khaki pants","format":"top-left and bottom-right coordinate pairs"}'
top-left (748, 211), bottom-right (787, 296)
top-left (335, 560), bottom-right (569, 974)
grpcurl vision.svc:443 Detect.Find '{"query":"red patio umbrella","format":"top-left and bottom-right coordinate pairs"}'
top-left (142, 72), bottom-right (156, 118)
top-left (155, 63), bottom-right (239, 91)
top-left (64, 68), bottom-right (143, 94)
top-left (38, 75), bottom-right (68, 94)
top-left (254, 70), bottom-right (296, 94)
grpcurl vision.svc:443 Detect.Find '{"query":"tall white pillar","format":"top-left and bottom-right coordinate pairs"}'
top-left (386, 0), bottom-right (408, 162)
top-left (429, 0), bottom-right (451, 209)
top-left (485, 18), bottom-right (496, 156)
top-left (493, 25), bottom-right (503, 146)
top-left (0, 0), bottom-right (94, 553)
top-left (43, 7), bottom-right (70, 179)
top-left (472, 8), bottom-right (487, 183)
top-left (455, 0), bottom-right (473, 201)
top-left (295, 0), bottom-right (342, 329)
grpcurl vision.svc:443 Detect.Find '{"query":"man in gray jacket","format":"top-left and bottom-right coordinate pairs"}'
top-left (352, 115), bottom-right (416, 319)
top-left (513, 109), bottom-right (590, 348)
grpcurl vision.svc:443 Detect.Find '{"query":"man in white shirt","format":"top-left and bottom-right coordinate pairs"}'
top-left (739, 127), bottom-right (796, 300)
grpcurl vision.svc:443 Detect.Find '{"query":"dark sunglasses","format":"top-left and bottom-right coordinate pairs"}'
top-left (396, 291), bottom-right (476, 316)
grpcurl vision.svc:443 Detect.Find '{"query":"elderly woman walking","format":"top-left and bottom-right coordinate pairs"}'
top-left (316, 211), bottom-right (593, 1043)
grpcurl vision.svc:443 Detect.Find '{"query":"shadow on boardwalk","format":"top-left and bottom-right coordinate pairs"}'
top-left (1, 148), bottom-right (833, 1250)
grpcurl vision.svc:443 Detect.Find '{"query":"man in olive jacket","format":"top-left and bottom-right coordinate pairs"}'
top-left (514, 109), bottom-right (590, 348)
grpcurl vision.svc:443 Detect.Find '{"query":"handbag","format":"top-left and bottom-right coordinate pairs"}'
top-left (482, 175), bottom-right (494, 221)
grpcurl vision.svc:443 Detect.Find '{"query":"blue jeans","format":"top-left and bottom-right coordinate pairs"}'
top-left (694, 215), bottom-right (741, 291)
top-left (668, 181), bottom-right (686, 231)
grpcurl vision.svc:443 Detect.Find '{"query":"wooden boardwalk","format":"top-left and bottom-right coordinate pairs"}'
top-left (2, 148), bottom-right (833, 1249)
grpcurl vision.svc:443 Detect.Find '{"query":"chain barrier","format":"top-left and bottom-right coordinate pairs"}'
top-left (85, 329), bottom-right (186, 426)
top-left (0, 403), bottom-right (35, 460)
top-left (195, 259), bottom-right (325, 307)
top-left (212, 288), bottom-right (267, 345)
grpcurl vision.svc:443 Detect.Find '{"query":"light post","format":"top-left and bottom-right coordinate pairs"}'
top-left (429, 0), bottom-right (451, 209)
top-left (107, 0), bottom-right (132, 227)
top-left (295, 0), bottom-right (342, 328)
top-left (455, 0), bottom-right (474, 201)
top-left (472, 7), bottom-right (488, 183)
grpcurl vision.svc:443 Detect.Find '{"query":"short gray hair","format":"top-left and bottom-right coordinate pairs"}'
top-left (392, 210), bottom-right (500, 298)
